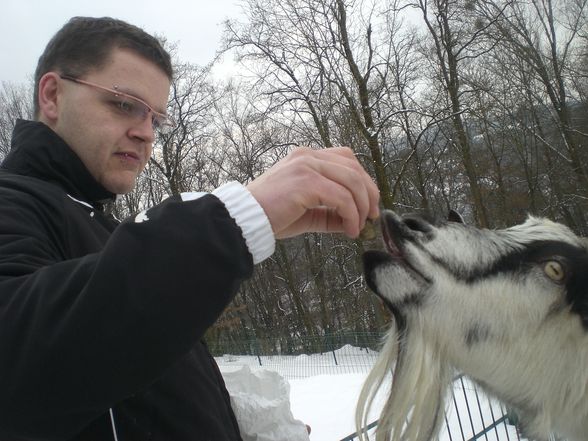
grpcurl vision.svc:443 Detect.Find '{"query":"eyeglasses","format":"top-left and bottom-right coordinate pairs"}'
top-left (60, 75), bottom-right (174, 134)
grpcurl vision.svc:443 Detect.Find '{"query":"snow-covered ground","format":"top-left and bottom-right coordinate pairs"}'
top-left (216, 344), bottom-right (525, 441)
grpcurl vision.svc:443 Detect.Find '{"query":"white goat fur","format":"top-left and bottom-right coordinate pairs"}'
top-left (358, 212), bottom-right (588, 441)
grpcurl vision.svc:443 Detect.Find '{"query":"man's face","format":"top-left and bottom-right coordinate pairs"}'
top-left (53, 48), bottom-right (171, 194)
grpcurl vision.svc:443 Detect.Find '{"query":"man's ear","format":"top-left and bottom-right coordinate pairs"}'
top-left (37, 72), bottom-right (62, 124)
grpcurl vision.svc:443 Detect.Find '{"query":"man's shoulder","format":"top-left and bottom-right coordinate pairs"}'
top-left (0, 169), bottom-right (67, 212)
top-left (0, 168), bottom-right (62, 192)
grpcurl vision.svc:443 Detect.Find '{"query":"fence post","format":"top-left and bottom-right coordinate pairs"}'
top-left (253, 337), bottom-right (262, 366)
top-left (328, 333), bottom-right (339, 366)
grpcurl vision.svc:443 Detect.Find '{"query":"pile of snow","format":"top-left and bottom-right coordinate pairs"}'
top-left (221, 365), bottom-right (310, 441)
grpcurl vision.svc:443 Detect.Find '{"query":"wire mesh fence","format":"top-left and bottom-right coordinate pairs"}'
top-left (209, 332), bottom-right (529, 441)
top-left (212, 332), bottom-right (380, 379)
top-left (443, 376), bottom-right (523, 441)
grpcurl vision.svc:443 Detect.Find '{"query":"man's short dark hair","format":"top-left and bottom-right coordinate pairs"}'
top-left (33, 16), bottom-right (173, 118)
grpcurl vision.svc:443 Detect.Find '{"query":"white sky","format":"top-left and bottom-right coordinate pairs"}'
top-left (0, 0), bottom-right (245, 83)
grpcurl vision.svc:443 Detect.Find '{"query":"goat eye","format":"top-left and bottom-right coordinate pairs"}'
top-left (544, 261), bottom-right (565, 282)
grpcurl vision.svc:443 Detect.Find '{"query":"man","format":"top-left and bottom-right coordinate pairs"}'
top-left (0, 17), bottom-right (379, 441)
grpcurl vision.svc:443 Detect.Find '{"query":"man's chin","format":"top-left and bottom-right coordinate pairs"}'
top-left (102, 175), bottom-right (138, 195)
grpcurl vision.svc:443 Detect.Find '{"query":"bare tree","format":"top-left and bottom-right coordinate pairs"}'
top-left (0, 82), bottom-right (33, 160)
top-left (211, 81), bottom-right (294, 184)
top-left (223, 0), bottom-right (336, 148)
top-left (149, 62), bottom-right (219, 196)
top-left (407, 0), bottom-right (511, 227)
top-left (223, 0), bottom-right (403, 207)
top-left (478, 0), bottom-right (588, 198)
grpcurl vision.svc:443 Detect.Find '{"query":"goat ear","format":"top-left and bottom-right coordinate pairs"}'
top-left (448, 209), bottom-right (465, 224)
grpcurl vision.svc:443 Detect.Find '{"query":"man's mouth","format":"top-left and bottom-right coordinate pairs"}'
top-left (116, 152), bottom-right (140, 161)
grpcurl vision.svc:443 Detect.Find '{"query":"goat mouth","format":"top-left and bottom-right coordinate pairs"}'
top-left (381, 211), bottom-right (407, 259)
top-left (380, 210), bottom-right (431, 282)
top-left (362, 211), bottom-right (431, 312)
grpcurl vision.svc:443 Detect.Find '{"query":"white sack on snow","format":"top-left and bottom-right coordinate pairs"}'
top-left (221, 365), bottom-right (311, 441)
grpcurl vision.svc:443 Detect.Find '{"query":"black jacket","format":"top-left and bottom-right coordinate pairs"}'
top-left (0, 120), bottom-right (251, 440)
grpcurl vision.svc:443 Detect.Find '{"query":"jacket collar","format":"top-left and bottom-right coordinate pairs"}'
top-left (1, 119), bottom-right (115, 207)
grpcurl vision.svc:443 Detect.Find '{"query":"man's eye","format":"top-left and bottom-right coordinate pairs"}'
top-left (113, 98), bottom-right (136, 114)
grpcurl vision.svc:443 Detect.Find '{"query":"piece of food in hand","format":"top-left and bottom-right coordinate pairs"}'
top-left (359, 218), bottom-right (377, 240)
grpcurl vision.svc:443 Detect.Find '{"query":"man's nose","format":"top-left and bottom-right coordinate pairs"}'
top-left (128, 114), bottom-right (156, 144)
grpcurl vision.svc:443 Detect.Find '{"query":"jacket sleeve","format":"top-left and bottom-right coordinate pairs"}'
top-left (0, 181), bottom-right (274, 440)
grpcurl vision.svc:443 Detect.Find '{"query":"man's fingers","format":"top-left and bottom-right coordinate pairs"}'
top-left (286, 147), bottom-right (380, 236)
top-left (248, 146), bottom-right (380, 239)
top-left (313, 147), bottom-right (380, 220)
top-left (313, 158), bottom-right (369, 235)
top-left (276, 207), bottom-right (345, 239)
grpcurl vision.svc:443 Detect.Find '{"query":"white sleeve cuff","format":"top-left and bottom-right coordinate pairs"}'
top-left (212, 181), bottom-right (275, 264)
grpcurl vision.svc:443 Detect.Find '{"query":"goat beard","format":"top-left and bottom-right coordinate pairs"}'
top-left (356, 315), bottom-right (453, 441)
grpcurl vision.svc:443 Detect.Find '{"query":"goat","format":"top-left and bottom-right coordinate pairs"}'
top-left (358, 210), bottom-right (588, 441)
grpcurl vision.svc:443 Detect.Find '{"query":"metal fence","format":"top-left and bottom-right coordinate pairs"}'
top-left (211, 332), bottom-right (380, 379)
top-left (210, 332), bottom-right (528, 441)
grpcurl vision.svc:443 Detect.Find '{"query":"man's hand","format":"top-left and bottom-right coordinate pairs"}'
top-left (246, 147), bottom-right (380, 239)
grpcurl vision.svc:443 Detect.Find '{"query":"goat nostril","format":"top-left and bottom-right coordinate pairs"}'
top-left (404, 217), bottom-right (431, 234)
